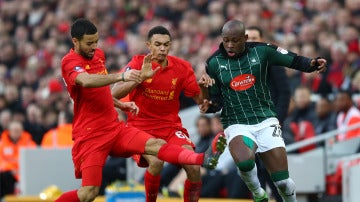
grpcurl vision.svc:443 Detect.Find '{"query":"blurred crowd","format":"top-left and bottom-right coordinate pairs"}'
top-left (1, 0), bottom-right (360, 200)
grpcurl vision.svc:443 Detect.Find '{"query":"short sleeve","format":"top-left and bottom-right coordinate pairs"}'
top-left (61, 56), bottom-right (85, 86)
top-left (183, 63), bottom-right (200, 97)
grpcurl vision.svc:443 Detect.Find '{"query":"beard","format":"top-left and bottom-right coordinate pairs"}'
top-left (79, 44), bottom-right (95, 59)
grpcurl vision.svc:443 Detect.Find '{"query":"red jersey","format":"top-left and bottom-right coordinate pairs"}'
top-left (124, 55), bottom-right (200, 130)
top-left (61, 48), bottom-right (119, 141)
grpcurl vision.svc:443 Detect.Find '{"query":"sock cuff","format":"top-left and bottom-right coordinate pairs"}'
top-left (236, 159), bottom-right (255, 172)
top-left (185, 179), bottom-right (202, 188)
top-left (145, 170), bottom-right (160, 182)
top-left (271, 170), bottom-right (289, 182)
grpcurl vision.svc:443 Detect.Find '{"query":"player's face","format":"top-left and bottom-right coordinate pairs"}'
top-left (73, 32), bottom-right (99, 59)
top-left (222, 30), bottom-right (247, 57)
top-left (245, 30), bottom-right (262, 42)
top-left (147, 34), bottom-right (171, 64)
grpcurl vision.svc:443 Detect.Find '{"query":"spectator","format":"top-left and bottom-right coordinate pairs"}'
top-left (41, 110), bottom-right (73, 148)
top-left (313, 96), bottom-right (337, 135)
top-left (285, 85), bottom-right (317, 124)
top-left (210, 114), bottom-right (223, 135)
top-left (334, 89), bottom-right (360, 141)
top-left (0, 109), bottom-right (12, 135)
top-left (283, 86), bottom-right (318, 152)
top-left (0, 121), bottom-right (37, 198)
top-left (23, 103), bottom-right (46, 145)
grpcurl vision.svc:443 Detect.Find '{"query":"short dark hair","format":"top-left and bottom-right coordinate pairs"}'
top-left (337, 89), bottom-right (353, 99)
top-left (147, 26), bottom-right (171, 41)
top-left (71, 18), bottom-right (97, 40)
top-left (246, 26), bottom-right (263, 38)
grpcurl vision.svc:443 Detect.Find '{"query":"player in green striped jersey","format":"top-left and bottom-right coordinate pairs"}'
top-left (200, 20), bottom-right (327, 202)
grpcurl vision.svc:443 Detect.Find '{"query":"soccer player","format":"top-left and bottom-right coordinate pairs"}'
top-left (246, 26), bottom-right (290, 202)
top-left (112, 26), bottom-right (216, 202)
top-left (200, 20), bottom-right (327, 202)
top-left (55, 18), bottom-right (226, 202)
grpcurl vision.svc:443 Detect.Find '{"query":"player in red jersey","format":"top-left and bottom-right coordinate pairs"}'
top-left (112, 26), bottom-right (216, 202)
top-left (55, 19), bottom-right (226, 202)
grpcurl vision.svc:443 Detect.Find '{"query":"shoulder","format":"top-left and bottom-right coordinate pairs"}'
top-left (95, 48), bottom-right (105, 59)
top-left (61, 50), bottom-right (82, 66)
top-left (246, 42), bottom-right (278, 50)
top-left (168, 55), bottom-right (194, 72)
top-left (168, 55), bottom-right (191, 66)
top-left (125, 55), bottom-right (145, 70)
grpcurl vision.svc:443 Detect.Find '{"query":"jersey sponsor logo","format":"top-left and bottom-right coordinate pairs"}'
top-left (230, 74), bottom-right (256, 91)
top-left (276, 47), bottom-right (288, 54)
top-left (85, 64), bottom-right (90, 69)
top-left (74, 66), bottom-right (85, 72)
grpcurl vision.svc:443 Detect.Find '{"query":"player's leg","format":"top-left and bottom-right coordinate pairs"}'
top-left (112, 125), bottom-right (226, 168)
top-left (181, 145), bottom-right (202, 202)
top-left (168, 128), bottom-right (201, 202)
top-left (225, 124), bottom-right (268, 202)
top-left (141, 154), bottom-right (164, 202)
top-left (257, 121), bottom-right (296, 202)
top-left (56, 133), bottom-right (113, 202)
top-left (259, 148), bottom-right (296, 202)
top-left (55, 166), bottom-right (102, 202)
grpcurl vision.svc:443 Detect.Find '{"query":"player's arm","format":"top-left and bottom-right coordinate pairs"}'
top-left (76, 70), bottom-right (141, 88)
top-left (266, 44), bottom-right (327, 74)
top-left (192, 73), bottom-right (215, 104)
top-left (112, 54), bottom-right (160, 99)
top-left (199, 63), bottom-right (223, 113)
top-left (113, 97), bottom-right (139, 115)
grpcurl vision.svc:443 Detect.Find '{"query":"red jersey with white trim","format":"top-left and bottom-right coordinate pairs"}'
top-left (124, 55), bottom-right (200, 130)
top-left (62, 48), bottom-right (119, 140)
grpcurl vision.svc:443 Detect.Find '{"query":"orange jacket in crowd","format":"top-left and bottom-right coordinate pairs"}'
top-left (41, 123), bottom-right (73, 148)
top-left (337, 106), bottom-right (360, 141)
top-left (0, 130), bottom-right (36, 181)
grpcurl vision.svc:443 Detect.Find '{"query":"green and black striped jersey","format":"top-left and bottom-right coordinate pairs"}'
top-left (206, 42), bottom-right (316, 128)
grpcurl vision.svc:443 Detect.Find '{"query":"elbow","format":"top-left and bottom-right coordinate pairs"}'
top-left (79, 80), bottom-right (94, 88)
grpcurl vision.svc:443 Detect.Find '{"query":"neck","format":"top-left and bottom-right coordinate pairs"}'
top-left (157, 59), bottom-right (168, 68)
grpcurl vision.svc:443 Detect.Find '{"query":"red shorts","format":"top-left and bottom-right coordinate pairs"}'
top-left (133, 127), bottom-right (195, 167)
top-left (72, 122), bottom-right (152, 186)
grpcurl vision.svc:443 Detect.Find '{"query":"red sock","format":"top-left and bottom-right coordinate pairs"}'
top-left (144, 170), bottom-right (160, 202)
top-left (183, 179), bottom-right (202, 202)
top-left (157, 144), bottom-right (204, 165)
top-left (55, 190), bottom-right (80, 202)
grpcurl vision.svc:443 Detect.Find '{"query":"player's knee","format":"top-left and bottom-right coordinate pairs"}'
top-left (78, 186), bottom-right (99, 202)
top-left (229, 136), bottom-right (256, 163)
top-left (148, 157), bottom-right (164, 171)
top-left (236, 159), bottom-right (255, 172)
top-left (183, 164), bottom-right (200, 178)
top-left (145, 138), bottom-right (167, 155)
top-left (271, 171), bottom-right (296, 196)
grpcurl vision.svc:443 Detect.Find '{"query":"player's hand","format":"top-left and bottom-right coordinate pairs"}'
top-left (122, 69), bottom-right (142, 83)
top-left (119, 101), bottom-right (139, 115)
top-left (199, 99), bottom-right (212, 113)
top-left (312, 58), bottom-right (327, 74)
top-left (141, 54), bottom-right (160, 81)
top-left (198, 73), bottom-right (215, 88)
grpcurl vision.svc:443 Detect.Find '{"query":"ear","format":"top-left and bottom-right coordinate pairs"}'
top-left (146, 41), bottom-right (151, 49)
top-left (72, 38), bottom-right (78, 46)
